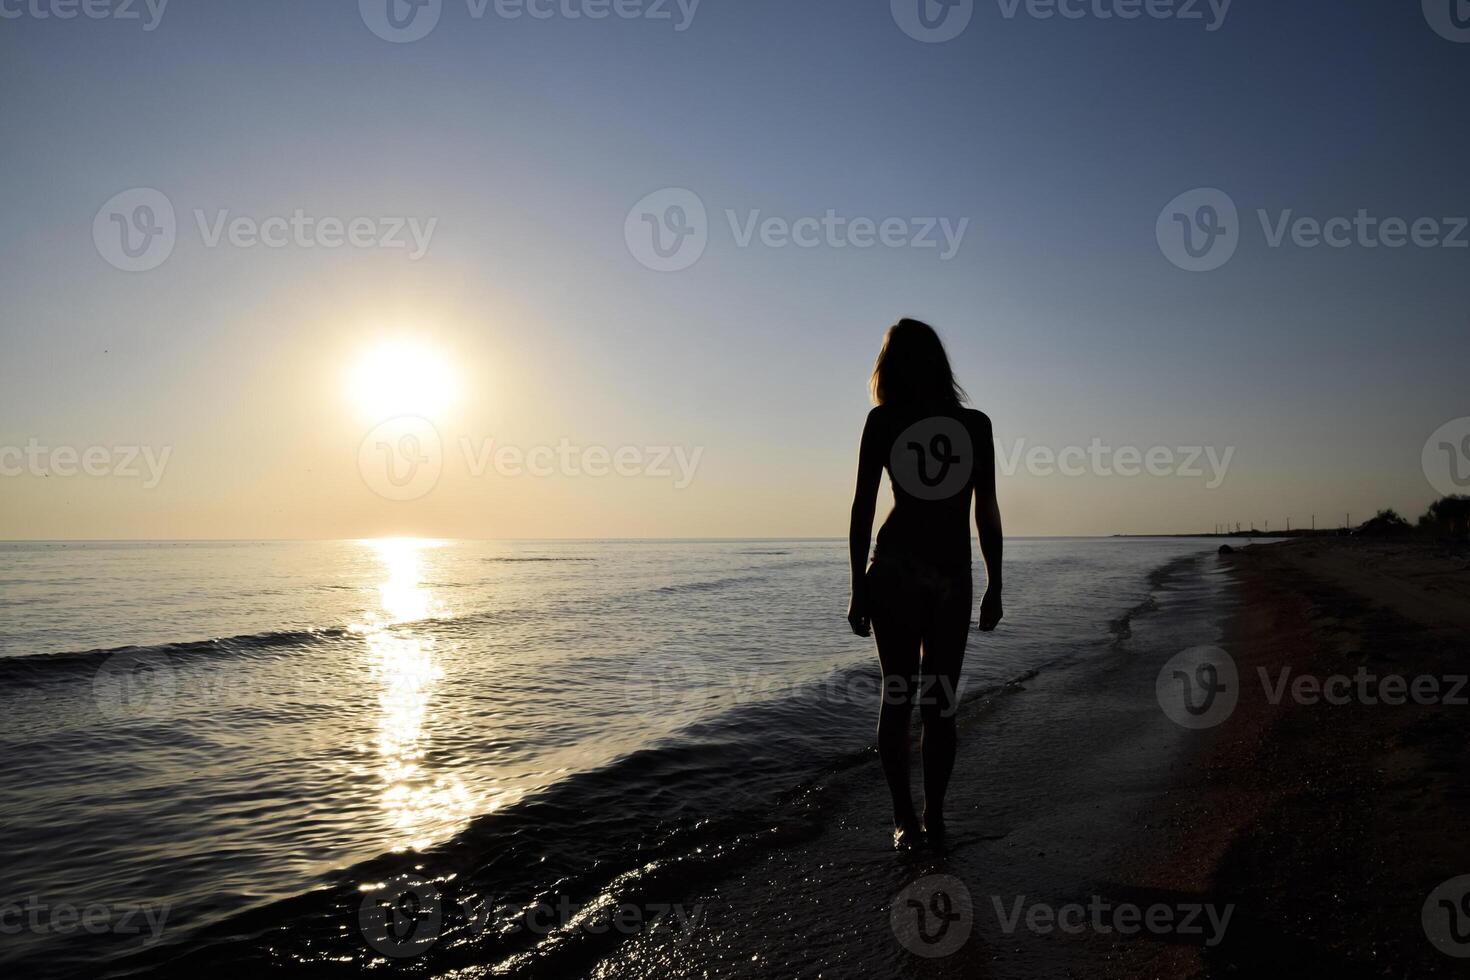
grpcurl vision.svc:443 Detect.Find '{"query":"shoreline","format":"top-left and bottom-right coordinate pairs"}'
top-left (591, 538), bottom-right (1470, 977)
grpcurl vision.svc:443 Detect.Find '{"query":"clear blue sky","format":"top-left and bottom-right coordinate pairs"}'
top-left (1, 0), bottom-right (1465, 537)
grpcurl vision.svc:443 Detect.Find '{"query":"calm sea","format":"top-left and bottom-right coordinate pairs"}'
top-left (0, 537), bottom-right (1238, 977)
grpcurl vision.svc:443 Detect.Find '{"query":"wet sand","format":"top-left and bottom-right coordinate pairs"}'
top-left (590, 538), bottom-right (1470, 978)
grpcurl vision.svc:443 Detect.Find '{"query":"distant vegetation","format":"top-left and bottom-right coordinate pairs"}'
top-left (1357, 497), bottom-right (1469, 539)
top-left (1418, 495), bottom-right (1470, 539)
top-left (1208, 496), bottom-right (1470, 541)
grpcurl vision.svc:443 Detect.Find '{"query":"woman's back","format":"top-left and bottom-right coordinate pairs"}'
top-left (867, 403), bottom-right (993, 573)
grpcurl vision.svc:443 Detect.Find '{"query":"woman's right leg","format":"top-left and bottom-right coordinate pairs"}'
top-left (868, 567), bottom-right (923, 838)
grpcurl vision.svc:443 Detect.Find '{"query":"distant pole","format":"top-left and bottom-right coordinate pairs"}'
top-left (1286, 517), bottom-right (1290, 532)
top-left (1312, 514), bottom-right (1315, 531)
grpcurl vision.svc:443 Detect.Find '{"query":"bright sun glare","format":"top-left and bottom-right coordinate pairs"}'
top-left (348, 339), bottom-right (458, 421)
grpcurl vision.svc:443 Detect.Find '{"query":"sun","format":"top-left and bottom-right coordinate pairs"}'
top-left (348, 339), bottom-right (458, 421)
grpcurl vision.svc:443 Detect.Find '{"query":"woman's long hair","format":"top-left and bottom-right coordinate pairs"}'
top-left (869, 319), bottom-right (968, 408)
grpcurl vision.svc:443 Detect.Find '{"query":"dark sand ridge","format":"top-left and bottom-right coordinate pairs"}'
top-left (583, 538), bottom-right (1470, 979)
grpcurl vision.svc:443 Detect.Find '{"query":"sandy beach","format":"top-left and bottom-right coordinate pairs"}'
top-left (1118, 537), bottom-right (1470, 979)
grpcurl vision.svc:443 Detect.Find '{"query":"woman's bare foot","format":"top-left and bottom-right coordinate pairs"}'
top-left (921, 812), bottom-right (947, 850)
top-left (894, 812), bottom-right (923, 850)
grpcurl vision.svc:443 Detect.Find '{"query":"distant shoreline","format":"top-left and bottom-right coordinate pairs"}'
top-left (1112, 531), bottom-right (1329, 539)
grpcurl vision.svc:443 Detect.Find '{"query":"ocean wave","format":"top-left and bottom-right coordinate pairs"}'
top-left (0, 627), bottom-right (351, 688)
top-left (652, 574), bottom-right (768, 595)
top-left (484, 557), bottom-right (598, 563)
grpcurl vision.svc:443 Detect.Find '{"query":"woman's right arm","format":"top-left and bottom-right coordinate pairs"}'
top-left (847, 409), bottom-right (884, 637)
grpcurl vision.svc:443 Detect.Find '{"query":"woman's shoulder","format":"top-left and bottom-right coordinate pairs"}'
top-left (963, 406), bottom-right (993, 432)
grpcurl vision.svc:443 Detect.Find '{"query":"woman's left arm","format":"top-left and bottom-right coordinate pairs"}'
top-left (975, 413), bottom-right (1004, 631)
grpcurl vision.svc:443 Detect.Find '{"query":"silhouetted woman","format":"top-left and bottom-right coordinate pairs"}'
top-left (847, 319), bottom-right (1003, 849)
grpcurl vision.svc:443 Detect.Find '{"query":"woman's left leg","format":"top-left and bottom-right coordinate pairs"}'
top-left (918, 576), bottom-right (973, 838)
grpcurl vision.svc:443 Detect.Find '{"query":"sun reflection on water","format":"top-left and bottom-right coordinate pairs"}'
top-left (357, 539), bottom-right (475, 852)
